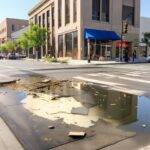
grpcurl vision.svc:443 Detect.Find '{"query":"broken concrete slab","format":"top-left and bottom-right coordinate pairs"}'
top-left (71, 107), bottom-right (89, 115)
top-left (0, 78), bottom-right (20, 86)
top-left (69, 132), bottom-right (86, 138)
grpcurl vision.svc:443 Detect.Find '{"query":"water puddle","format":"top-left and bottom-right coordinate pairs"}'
top-left (1, 75), bottom-right (150, 129)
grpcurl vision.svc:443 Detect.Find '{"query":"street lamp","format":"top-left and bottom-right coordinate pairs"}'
top-left (120, 21), bottom-right (128, 62)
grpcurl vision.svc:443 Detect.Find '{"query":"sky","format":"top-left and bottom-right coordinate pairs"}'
top-left (0, 0), bottom-right (149, 22)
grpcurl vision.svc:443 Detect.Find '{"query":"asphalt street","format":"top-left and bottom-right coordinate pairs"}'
top-left (0, 59), bottom-right (150, 150)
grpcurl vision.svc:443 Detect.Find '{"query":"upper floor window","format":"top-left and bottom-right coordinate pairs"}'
top-left (35, 15), bottom-right (37, 24)
top-left (122, 5), bottom-right (135, 26)
top-left (65, 0), bottom-right (70, 24)
top-left (42, 13), bottom-right (45, 27)
top-left (73, 0), bottom-right (77, 22)
top-left (47, 10), bottom-right (50, 28)
top-left (38, 16), bottom-right (41, 27)
top-left (58, 0), bottom-right (62, 28)
top-left (12, 24), bottom-right (15, 32)
top-left (92, 0), bottom-right (109, 22)
top-left (52, 5), bottom-right (55, 27)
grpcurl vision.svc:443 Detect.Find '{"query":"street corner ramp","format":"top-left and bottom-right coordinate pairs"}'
top-left (51, 129), bottom-right (135, 150)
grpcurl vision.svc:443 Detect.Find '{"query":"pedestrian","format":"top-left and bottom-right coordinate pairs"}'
top-left (124, 49), bottom-right (129, 62)
top-left (132, 50), bottom-right (136, 62)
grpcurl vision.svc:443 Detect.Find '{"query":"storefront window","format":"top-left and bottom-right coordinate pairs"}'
top-left (66, 33), bottom-right (72, 57)
top-left (65, 31), bottom-right (78, 58)
top-left (58, 35), bottom-right (63, 57)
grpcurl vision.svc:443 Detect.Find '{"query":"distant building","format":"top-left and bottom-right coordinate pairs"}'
top-left (140, 17), bottom-right (150, 41)
top-left (29, 0), bottom-right (140, 60)
top-left (140, 17), bottom-right (150, 57)
top-left (0, 18), bottom-right (28, 45)
top-left (11, 26), bottom-right (29, 40)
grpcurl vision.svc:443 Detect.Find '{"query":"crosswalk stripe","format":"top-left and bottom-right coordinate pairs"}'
top-left (74, 76), bottom-right (125, 86)
top-left (88, 73), bottom-right (150, 84)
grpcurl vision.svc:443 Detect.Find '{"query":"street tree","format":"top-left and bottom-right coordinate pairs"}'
top-left (5, 41), bottom-right (17, 53)
top-left (27, 24), bottom-right (47, 58)
top-left (142, 32), bottom-right (150, 57)
top-left (17, 32), bottom-right (31, 56)
top-left (0, 44), bottom-right (7, 53)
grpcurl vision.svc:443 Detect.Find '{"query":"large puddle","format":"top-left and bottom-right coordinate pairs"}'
top-left (1, 75), bottom-right (150, 130)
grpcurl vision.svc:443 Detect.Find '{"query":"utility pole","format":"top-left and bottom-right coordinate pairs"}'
top-left (87, 39), bottom-right (91, 63)
top-left (120, 21), bottom-right (128, 62)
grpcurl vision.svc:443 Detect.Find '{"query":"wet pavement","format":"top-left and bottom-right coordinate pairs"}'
top-left (0, 74), bottom-right (150, 149)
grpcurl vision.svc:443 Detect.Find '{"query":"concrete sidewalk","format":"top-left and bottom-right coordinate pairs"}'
top-left (0, 117), bottom-right (23, 150)
top-left (68, 60), bottom-right (122, 65)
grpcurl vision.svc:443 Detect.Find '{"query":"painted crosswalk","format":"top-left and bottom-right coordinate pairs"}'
top-left (73, 72), bottom-right (149, 95)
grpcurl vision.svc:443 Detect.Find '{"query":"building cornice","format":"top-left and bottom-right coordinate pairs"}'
top-left (28, 0), bottom-right (49, 16)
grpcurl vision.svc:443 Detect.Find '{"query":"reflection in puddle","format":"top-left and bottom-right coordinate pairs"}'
top-left (10, 79), bottom-right (137, 128)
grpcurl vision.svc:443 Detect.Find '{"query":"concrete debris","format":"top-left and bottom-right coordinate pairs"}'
top-left (69, 132), bottom-right (86, 138)
top-left (48, 126), bottom-right (55, 129)
top-left (71, 107), bottom-right (89, 115)
top-left (142, 124), bottom-right (147, 128)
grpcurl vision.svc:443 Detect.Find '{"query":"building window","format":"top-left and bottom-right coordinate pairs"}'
top-left (12, 24), bottom-right (15, 32)
top-left (58, 35), bottom-right (63, 57)
top-left (122, 5), bottom-right (135, 26)
top-left (72, 31), bottom-right (78, 59)
top-left (101, 0), bottom-right (109, 22)
top-left (47, 10), bottom-right (50, 28)
top-left (42, 13), bottom-right (45, 27)
top-left (92, 0), bottom-right (109, 22)
top-left (34, 15), bottom-right (38, 24)
top-left (92, 0), bottom-right (100, 20)
top-left (58, 0), bottom-right (62, 27)
top-left (73, 0), bottom-right (77, 22)
top-left (65, 31), bottom-right (78, 58)
top-left (38, 16), bottom-right (41, 27)
top-left (52, 5), bottom-right (55, 27)
top-left (65, 0), bottom-right (70, 24)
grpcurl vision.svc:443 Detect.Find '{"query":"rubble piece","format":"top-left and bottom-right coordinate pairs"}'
top-left (69, 132), bottom-right (86, 138)
top-left (71, 107), bottom-right (89, 115)
top-left (142, 124), bottom-right (147, 128)
top-left (42, 79), bottom-right (51, 83)
top-left (32, 93), bottom-right (39, 98)
top-left (48, 126), bottom-right (55, 129)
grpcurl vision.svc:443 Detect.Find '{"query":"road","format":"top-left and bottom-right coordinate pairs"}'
top-left (0, 59), bottom-right (150, 150)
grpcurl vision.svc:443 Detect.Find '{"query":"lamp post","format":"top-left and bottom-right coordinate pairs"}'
top-left (120, 20), bottom-right (128, 62)
top-left (87, 39), bottom-right (91, 63)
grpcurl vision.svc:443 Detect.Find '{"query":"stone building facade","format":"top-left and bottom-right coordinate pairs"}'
top-left (0, 18), bottom-right (28, 45)
top-left (29, 0), bottom-right (140, 60)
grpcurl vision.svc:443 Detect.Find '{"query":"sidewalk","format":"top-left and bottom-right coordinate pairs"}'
top-left (0, 117), bottom-right (23, 150)
top-left (68, 60), bottom-right (123, 66)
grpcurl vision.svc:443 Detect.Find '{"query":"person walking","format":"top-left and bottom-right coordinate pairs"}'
top-left (132, 50), bottom-right (136, 62)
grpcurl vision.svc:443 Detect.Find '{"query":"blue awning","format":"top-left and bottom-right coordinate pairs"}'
top-left (84, 28), bottom-right (120, 41)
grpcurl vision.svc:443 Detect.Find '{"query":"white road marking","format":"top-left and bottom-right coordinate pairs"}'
top-left (139, 145), bottom-right (150, 150)
top-left (74, 76), bottom-right (125, 86)
top-left (0, 73), bottom-right (10, 78)
top-left (88, 73), bottom-right (150, 84)
top-left (109, 86), bottom-right (145, 95)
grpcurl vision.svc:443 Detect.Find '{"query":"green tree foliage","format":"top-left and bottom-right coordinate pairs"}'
top-left (0, 41), bottom-right (17, 53)
top-left (142, 32), bottom-right (150, 46)
top-left (17, 32), bottom-right (31, 50)
top-left (0, 44), bottom-right (7, 53)
top-left (27, 24), bottom-right (47, 50)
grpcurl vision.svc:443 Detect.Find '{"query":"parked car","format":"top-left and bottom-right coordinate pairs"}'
top-left (146, 56), bottom-right (150, 63)
top-left (7, 53), bottom-right (17, 60)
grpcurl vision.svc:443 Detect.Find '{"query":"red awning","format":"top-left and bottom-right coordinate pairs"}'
top-left (116, 41), bottom-right (129, 48)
